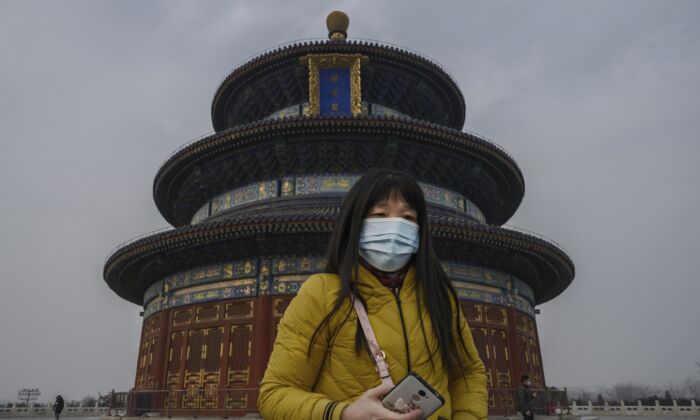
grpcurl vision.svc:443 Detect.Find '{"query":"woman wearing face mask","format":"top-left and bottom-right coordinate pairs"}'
top-left (258, 168), bottom-right (488, 420)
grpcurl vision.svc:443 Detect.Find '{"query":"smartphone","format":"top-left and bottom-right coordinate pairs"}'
top-left (381, 372), bottom-right (445, 418)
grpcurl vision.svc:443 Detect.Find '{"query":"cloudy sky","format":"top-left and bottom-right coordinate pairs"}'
top-left (1, 0), bottom-right (698, 402)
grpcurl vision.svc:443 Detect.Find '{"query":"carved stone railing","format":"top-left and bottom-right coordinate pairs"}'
top-left (0, 402), bottom-right (109, 418)
top-left (570, 399), bottom-right (700, 416)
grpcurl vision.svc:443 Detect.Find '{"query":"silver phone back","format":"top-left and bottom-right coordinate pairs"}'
top-left (381, 375), bottom-right (443, 418)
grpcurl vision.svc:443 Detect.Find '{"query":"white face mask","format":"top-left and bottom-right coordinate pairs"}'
top-left (358, 217), bottom-right (419, 272)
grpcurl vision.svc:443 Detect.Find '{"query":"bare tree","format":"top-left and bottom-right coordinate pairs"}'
top-left (606, 382), bottom-right (659, 403)
top-left (685, 375), bottom-right (700, 400)
top-left (566, 387), bottom-right (594, 403)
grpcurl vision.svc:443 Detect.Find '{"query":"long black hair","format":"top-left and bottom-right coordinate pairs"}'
top-left (308, 167), bottom-right (471, 374)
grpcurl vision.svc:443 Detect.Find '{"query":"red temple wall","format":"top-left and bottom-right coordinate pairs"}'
top-left (133, 296), bottom-right (544, 416)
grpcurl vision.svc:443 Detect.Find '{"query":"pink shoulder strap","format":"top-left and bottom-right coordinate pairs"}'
top-left (350, 293), bottom-right (394, 387)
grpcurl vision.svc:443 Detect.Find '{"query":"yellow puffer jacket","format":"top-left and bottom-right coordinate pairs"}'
top-left (258, 263), bottom-right (488, 420)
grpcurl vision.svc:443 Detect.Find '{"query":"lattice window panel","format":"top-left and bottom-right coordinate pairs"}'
top-left (528, 338), bottom-right (544, 387)
top-left (225, 300), bottom-right (254, 319)
top-left (461, 302), bottom-right (483, 323)
top-left (228, 324), bottom-right (252, 385)
top-left (484, 306), bottom-right (507, 326)
top-left (186, 330), bottom-right (205, 373)
top-left (145, 336), bottom-right (159, 387)
top-left (168, 332), bottom-right (185, 375)
top-left (204, 327), bottom-right (223, 372)
top-left (516, 313), bottom-right (528, 332)
top-left (173, 309), bottom-right (192, 326)
top-left (183, 330), bottom-right (205, 409)
top-left (196, 305), bottom-right (220, 323)
top-left (489, 329), bottom-right (510, 387)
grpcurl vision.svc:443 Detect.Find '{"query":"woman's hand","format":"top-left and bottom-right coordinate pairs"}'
top-left (340, 382), bottom-right (423, 420)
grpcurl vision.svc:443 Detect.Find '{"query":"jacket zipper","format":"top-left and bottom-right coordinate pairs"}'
top-left (392, 287), bottom-right (412, 373)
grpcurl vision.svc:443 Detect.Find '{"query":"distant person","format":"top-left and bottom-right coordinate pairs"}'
top-left (53, 395), bottom-right (64, 420)
top-left (517, 374), bottom-right (534, 420)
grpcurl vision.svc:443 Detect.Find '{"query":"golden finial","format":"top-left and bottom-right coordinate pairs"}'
top-left (326, 11), bottom-right (349, 41)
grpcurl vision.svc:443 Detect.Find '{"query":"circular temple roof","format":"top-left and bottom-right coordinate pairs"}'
top-left (152, 116), bottom-right (524, 227)
top-left (103, 207), bottom-right (574, 307)
top-left (211, 40), bottom-right (466, 131)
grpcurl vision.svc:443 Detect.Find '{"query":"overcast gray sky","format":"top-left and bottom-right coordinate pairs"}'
top-left (1, 0), bottom-right (698, 402)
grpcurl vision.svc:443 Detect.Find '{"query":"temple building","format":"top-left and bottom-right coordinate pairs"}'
top-left (103, 11), bottom-right (575, 416)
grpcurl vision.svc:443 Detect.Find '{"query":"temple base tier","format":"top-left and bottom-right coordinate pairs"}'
top-left (133, 258), bottom-right (546, 416)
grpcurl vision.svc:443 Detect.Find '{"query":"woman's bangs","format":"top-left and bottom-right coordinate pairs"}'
top-left (366, 173), bottom-right (425, 215)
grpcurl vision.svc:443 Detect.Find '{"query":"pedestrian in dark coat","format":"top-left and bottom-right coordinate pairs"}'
top-left (516, 375), bottom-right (534, 420)
top-left (53, 395), bottom-right (64, 420)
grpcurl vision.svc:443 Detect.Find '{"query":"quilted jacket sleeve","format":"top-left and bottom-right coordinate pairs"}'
top-left (448, 304), bottom-right (489, 420)
top-left (258, 274), bottom-right (349, 420)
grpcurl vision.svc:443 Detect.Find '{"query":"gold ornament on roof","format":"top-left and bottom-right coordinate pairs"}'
top-left (326, 11), bottom-right (349, 40)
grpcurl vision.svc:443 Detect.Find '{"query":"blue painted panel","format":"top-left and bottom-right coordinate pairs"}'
top-left (319, 68), bottom-right (351, 116)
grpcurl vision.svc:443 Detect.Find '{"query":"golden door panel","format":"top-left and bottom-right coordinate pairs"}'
top-left (202, 327), bottom-right (223, 409)
top-left (136, 339), bottom-right (150, 388)
top-left (470, 327), bottom-right (491, 387)
top-left (528, 337), bottom-right (543, 387)
top-left (516, 334), bottom-right (532, 382)
top-left (145, 336), bottom-right (159, 388)
top-left (183, 329), bottom-right (205, 408)
top-left (165, 331), bottom-right (185, 408)
top-left (488, 391), bottom-right (496, 408)
top-left (489, 328), bottom-right (510, 388)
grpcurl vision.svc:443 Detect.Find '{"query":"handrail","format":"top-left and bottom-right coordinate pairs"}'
top-left (501, 224), bottom-right (573, 263)
top-left (104, 226), bottom-right (173, 265)
top-left (157, 130), bottom-right (216, 170)
top-left (461, 127), bottom-right (519, 170)
top-left (102, 219), bottom-right (573, 271)
top-left (106, 386), bottom-right (571, 418)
